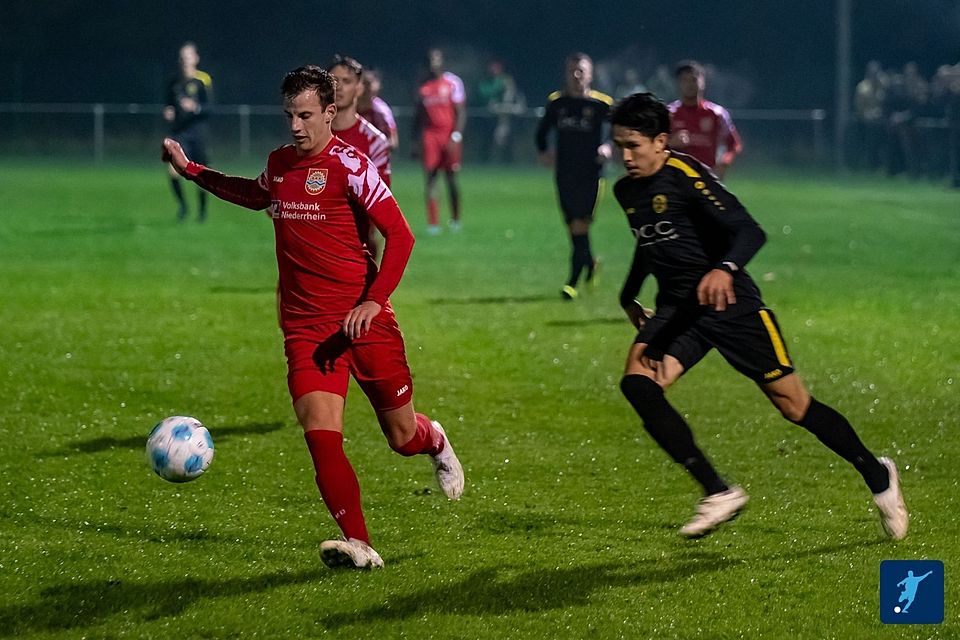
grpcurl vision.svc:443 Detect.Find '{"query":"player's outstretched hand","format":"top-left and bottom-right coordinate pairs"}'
top-left (697, 269), bottom-right (736, 311)
top-left (161, 138), bottom-right (190, 175)
top-left (343, 301), bottom-right (383, 340)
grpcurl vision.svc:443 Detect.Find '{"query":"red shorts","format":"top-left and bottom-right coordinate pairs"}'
top-left (283, 309), bottom-right (413, 411)
top-left (422, 130), bottom-right (462, 172)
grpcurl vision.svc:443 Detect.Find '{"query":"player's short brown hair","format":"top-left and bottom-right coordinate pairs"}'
top-left (281, 65), bottom-right (336, 106)
top-left (328, 55), bottom-right (363, 78)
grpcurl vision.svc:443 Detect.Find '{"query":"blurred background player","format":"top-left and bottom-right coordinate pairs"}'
top-left (668, 60), bottom-right (742, 178)
top-left (854, 60), bottom-right (888, 172)
top-left (358, 68), bottom-right (399, 151)
top-left (609, 92), bottom-right (907, 541)
top-left (328, 55), bottom-right (392, 186)
top-left (328, 55), bottom-right (393, 259)
top-left (161, 65), bottom-right (464, 570)
top-left (413, 48), bottom-right (466, 234)
top-left (163, 42), bottom-right (213, 222)
top-left (535, 52), bottom-right (613, 300)
top-left (475, 58), bottom-right (519, 163)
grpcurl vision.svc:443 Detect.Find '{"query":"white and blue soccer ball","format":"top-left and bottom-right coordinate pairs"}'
top-left (146, 416), bottom-right (214, 482)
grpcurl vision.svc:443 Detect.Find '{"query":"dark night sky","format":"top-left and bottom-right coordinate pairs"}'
top-left (2, 0), bottom-right (958, 108)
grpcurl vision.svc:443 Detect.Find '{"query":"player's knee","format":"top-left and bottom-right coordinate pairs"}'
top-left (620, 374), bottom-right (663, 411)
top-left (777, 397), bottom-right (809, 423)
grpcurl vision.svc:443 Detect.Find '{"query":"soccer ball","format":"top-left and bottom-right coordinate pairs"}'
top-left (146, 416), bottom-right (214, 482)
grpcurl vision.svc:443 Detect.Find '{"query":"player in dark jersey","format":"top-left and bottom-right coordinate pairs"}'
top-left (609, 93), bottom-right (908, 540)
top-left (162, 66), bottom-right (464, 570)
top-left (163, 42), bottom-right (213, 222)
top-left (535, 52), bottom-right (613, 300)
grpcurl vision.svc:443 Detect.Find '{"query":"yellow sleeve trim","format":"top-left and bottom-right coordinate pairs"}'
top-left (589, 90), bottom-right (614, 105)
top-left (547, 90), bottom-right (562, 101)
top-left (195, 70), bottom-right (213, 88)
top-left (666, 157), bottom-right (701, 178)
top-left (759, 310), bottom-right (792, 367)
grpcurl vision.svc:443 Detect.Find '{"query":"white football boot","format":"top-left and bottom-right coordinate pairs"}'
top-left (320, 538), bottom-right (384, 570)
top-left (679, 486), bottom-right (749, 538)
top-left (429, 421), bottom-right (464, 500)
top-left (874, 457), bottom-right (908, 541)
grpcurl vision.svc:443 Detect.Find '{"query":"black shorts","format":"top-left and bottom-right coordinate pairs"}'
top-left (556, 177), bottom-right (603, 223)
top-left (636, 306), bottom-right (795, 384)
top-left (173, 133), bottom-right (209, 166)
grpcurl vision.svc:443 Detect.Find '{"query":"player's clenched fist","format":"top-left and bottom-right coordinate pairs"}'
top-left (161, 138), bottom-right (189, 175)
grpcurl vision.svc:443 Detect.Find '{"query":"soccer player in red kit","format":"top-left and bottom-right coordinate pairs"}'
top-left (329, 55), bottom-right (393, 261)
top-left (328, 55), bottom-right (392, 186)
top-left (161, 65), bottom-right (464, 570)
top-left (413, 48), bottom-right (466, 234)
top-left (667, 61), bottom-right (742, 177)
top-left (358, 68), bottom-right (399, 151)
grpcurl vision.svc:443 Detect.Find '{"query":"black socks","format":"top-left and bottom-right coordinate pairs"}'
top-left (793, 398), bottom-right (890, 493)
top-left (569, 234), bottom-right (593, 287)
top-left (620, 374), bottom-right (729, 495)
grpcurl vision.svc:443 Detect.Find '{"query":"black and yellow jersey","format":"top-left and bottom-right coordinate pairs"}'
top-left (166, 70), bottom-right (212, 134)
top-left (535, 89), bottom-right (612, 181)
top-left (614, 151), bottom-right (767, 315)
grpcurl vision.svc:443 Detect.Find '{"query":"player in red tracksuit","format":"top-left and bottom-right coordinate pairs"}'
top-left (667, 60), bottom-right (743, 178)
top-left (161, 65), bottom-right (464, 570)
top-left (413, 48), bottom-right (466, 234)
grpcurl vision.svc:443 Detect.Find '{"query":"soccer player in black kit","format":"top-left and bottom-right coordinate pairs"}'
top-left (536, 53), bottom-right (613, 300)
top-left (163, 42), bottom-right (213, 222)
top-left (609, 93), bottom-right (908, 540)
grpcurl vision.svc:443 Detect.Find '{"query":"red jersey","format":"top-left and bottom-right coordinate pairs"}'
top-left (417, 71), bottom-right (465, 134)
top-left (184, 138), bottom-right (414, 330)
top-left (333, 116), bottom-right (391, 184)
top-left (358, 96), bottom-right (397, 142)
top-left (667, 99), bottom-right (743, 169)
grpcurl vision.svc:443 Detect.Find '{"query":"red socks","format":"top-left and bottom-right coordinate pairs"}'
top-left (303, 429), bottom-right (370, 544)
top-left (393, 413), bottom-right (445, 457)
top-left (427, 198), bottom-right (439, 226)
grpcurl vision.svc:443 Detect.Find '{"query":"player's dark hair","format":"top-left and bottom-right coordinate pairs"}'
top-left (610, 93), bottom-right (671, 137)
top-left (281, 65), bottom-right (336, 106)
top-left (675, 59), bottom-right (704, 78)
top-left (363, 67), bottom-right (381, 83)
top-left (566, 51), bottom-right (592, 66)
top-left (329, 54), bottom-right (363, 78)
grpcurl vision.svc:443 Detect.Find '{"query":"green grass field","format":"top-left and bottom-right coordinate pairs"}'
top-left (1, 159), bottom-right (958, 639)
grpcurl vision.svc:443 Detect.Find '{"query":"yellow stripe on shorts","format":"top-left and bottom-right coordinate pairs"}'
top-left (759, 309), bottom-right (791, 367)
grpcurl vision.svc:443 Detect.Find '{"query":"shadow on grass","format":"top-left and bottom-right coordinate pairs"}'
top-left (469, 508), bottom-right (590, 536)
top-left (209, 285), bottom-right (276, 294)
top-left (756, 537), bottom-right (888, 562)
top-left (427, 294), bottom-right (556, 305)
top-left (27, 223), bottom-right (165, 237)
top-left (40, 421), bottom-right (285, 457)
top-left (321, 557), bottom-right (734, 629)
top-left (0, 569), bottom-right (325, 634)
top-left (545, 317), bottom-right (626, 327)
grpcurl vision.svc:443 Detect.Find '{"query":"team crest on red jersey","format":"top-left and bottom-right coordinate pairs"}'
top-left (305, 169), bottom-right (328, 195)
